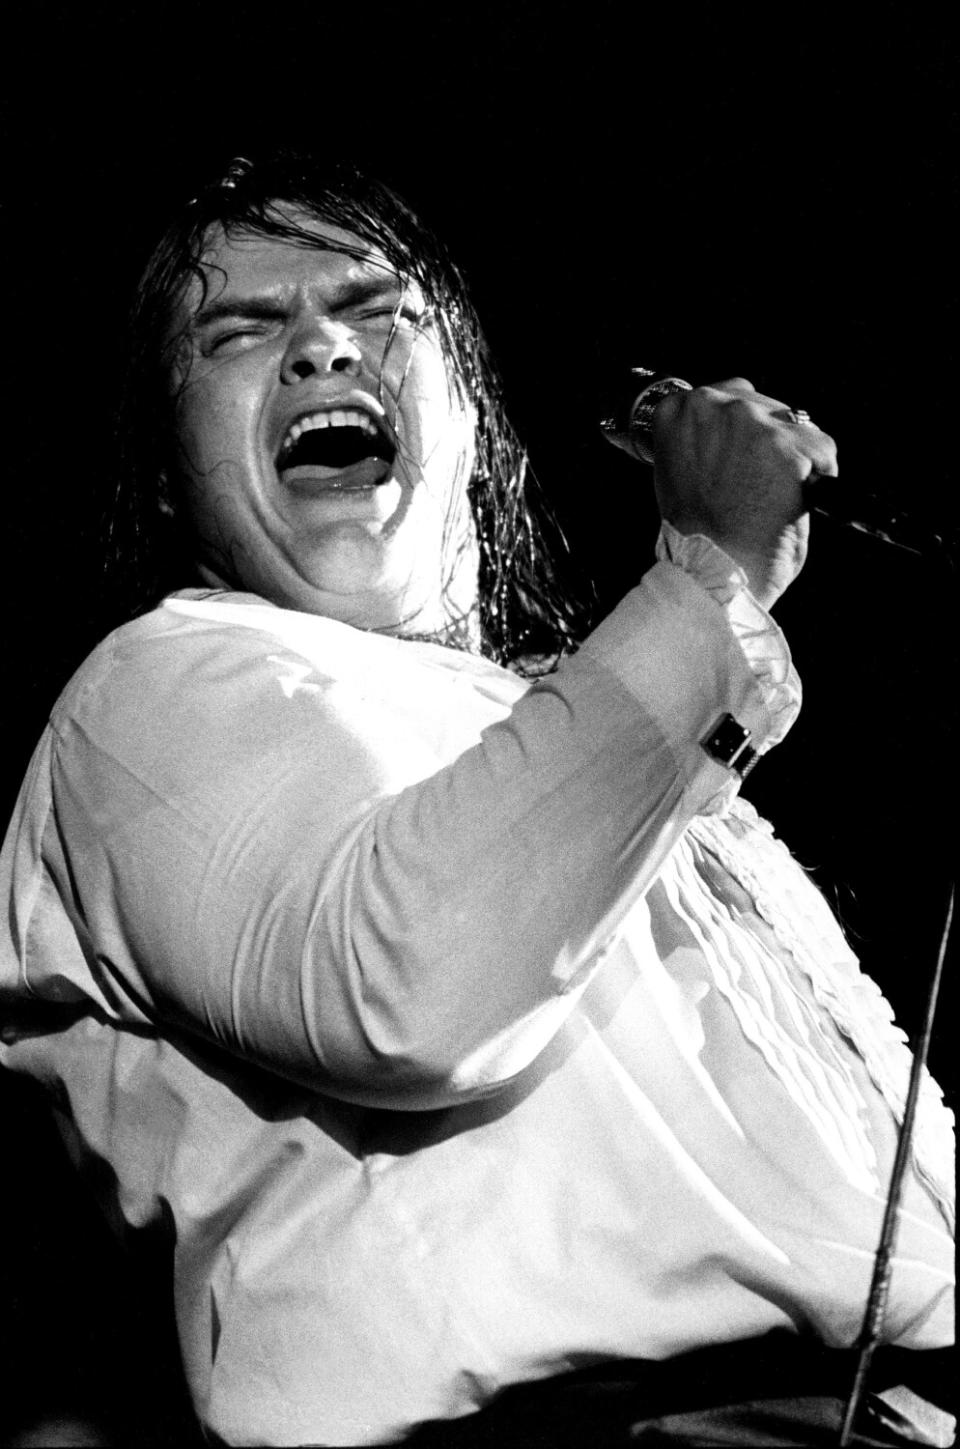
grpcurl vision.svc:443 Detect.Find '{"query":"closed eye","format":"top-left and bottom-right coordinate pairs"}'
top-left (350, 303), bottom-right (422, 325)
top-left (345, 290), bottom-right (434, 328)
top-left (206, 325), bottom-right (273, 353)
top-left (193, 298), bottom-right (288, 355)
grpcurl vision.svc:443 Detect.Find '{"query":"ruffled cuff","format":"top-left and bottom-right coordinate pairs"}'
top-left (656, 522), bottom-right (801, 752)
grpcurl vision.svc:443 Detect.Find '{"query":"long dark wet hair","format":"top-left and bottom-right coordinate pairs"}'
top-left (104, 150), bottom-right (591, 669)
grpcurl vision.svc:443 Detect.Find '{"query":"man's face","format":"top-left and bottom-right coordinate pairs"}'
top-left (170, 213), bottom-right (478, 634)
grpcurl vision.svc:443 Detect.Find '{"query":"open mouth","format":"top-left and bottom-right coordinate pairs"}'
top-left (276, 408), bottom-right (396, 488)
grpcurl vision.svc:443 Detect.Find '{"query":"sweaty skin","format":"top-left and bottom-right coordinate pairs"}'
top-left (171, 213), bottom-right (479, 639)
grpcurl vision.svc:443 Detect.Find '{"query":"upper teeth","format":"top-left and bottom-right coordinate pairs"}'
top-left (281, 409), bottom-right (380, 456)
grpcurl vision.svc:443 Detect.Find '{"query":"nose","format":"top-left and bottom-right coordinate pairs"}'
top-left (281, 318), bottom-right (363, 383)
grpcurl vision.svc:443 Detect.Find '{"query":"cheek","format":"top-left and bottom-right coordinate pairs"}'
top-left (393, 351), bottom-right (474, 464)
top-left (174, 372), bottom-right (259, 480)
top-left (171, 382), bottom-right (266, 558)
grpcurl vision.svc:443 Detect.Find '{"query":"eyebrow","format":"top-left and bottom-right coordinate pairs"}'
top-left (191, 276), bottom-right (405, 330)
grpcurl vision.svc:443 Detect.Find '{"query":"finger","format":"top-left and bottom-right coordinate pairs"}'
top-left (769, 404), bottom-right (824, 432)
top-left (653, 381), bottom-right (761, 446)
top-left (649, 384), bottom-right (690, 435)
top-left (794, 434), bottom-right (839, 481)
top-left (737, 397), bottom-right (838, 465)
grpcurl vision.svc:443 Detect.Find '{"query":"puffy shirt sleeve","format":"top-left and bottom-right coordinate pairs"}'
top-left (656, 520), bottom-right (802, 751)
top-left (7, 552), bottom-right (802, 1109)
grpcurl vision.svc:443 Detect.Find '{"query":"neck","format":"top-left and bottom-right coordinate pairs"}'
top-left (383, 598), bottom-right (483, 654)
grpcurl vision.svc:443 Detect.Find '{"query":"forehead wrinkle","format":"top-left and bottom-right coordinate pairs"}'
top-left (190, 275), bottom-right (403, 330)
top-left (186, 241), bottom-right (407, 332)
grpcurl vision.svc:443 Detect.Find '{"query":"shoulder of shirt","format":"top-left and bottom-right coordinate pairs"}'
top-left (50, 589), bottom-right (523, 731)
top-left (51, 591), bottom-right (269, 702)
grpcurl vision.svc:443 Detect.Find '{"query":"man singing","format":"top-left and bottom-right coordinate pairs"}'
top-left (0, 153), bottom-right (953, 1447)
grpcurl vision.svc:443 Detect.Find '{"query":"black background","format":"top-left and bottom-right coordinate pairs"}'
top-left (3, 2), bottom-right (956, 1442)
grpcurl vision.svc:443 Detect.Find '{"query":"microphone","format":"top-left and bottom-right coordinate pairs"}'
top-left (599, 368), bottom-right (957, 564)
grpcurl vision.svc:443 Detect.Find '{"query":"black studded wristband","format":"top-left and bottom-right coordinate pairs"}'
top-left (702, 713), bottom-right (759, 779)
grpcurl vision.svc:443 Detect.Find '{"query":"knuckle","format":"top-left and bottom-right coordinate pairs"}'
top-left (807, 431), bottom-right (838, 469)
top-left (688, 384), bottom-right (725, 413)
top-left (725, 394), bottom-right (766, 424)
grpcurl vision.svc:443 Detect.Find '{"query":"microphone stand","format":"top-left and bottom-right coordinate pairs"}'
top-left (827, 489), bottom-right (956, 1446)
top-left (839, 886), bottom-right (953, 1446)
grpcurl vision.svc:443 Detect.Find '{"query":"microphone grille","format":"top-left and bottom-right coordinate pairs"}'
top-left (599, 368), bottom-right (693, 464)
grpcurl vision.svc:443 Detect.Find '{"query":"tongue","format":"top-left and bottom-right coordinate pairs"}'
top-left (279, 457), bottom-right (392, 489)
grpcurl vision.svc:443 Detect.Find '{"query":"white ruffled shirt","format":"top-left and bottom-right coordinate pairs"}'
top-left (0, 527), bottom-right (953, 1446)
